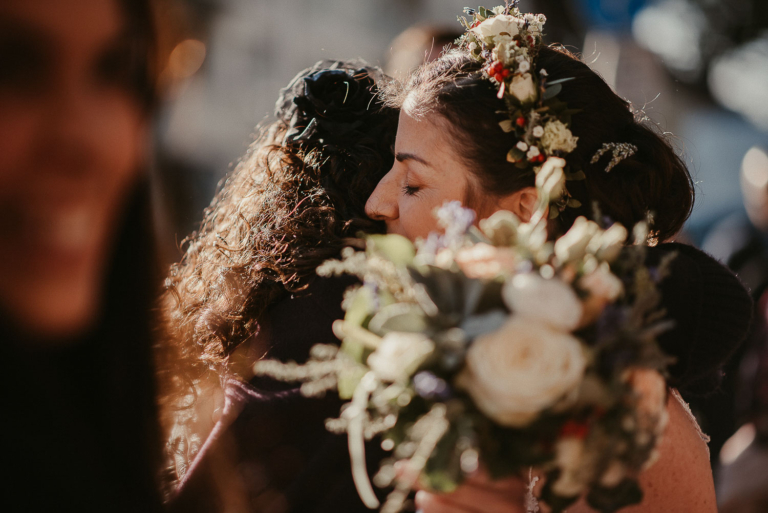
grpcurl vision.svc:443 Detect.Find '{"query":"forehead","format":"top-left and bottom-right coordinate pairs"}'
top-left (396, 108), bottom-right (461, 161)
top-left (0, 0), bottom-right (124, 53)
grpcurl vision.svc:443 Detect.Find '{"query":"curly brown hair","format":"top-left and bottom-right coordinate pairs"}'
top-left (156, 62), bottom-right (398, 485)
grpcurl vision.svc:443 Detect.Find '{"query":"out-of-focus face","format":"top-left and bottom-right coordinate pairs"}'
top-left (0, 0), bottom-right (146, 339)
top-left (365, 108), bottom-right (477, 241)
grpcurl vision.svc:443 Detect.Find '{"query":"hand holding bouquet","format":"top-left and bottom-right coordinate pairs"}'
top-left (255, 162), bottom-right (675, 513)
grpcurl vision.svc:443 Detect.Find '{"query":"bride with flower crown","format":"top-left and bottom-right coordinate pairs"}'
top-left (163, 5), bottom-right (752, 513)
top-left (361, 4), bottom-right (749, 512)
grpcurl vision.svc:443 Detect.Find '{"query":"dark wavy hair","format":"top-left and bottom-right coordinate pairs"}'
top-left (385, 46), bottom-right (695, 241)
top-left (156, 61), bottom-right (398, 483)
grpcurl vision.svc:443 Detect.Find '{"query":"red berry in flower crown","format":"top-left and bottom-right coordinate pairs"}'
top-left (516, 116), bottom-right (526, 127)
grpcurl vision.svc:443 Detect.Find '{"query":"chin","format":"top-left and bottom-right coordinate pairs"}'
top-left (5, 272), bottom-right (101, 342)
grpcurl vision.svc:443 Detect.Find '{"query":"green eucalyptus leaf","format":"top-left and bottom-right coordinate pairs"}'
top-left (545, 77), bottom-right (576, 87)
top-left (568, 198), bottom-right (583, 208)
top-left (368, 303), bottom-right (428, 335)
top-left (344, 286), bottom-right (375, 328)
top-left (337, 366), bottom-right (367, 399)
top-left (367, 233), bottom-right (415, 266)
top-left (507, 147), bottom-right (525, 163)
top-left (340, 336), bottom-right (368, 364)
top-left (542, 83), bottom-right (563, 100)
top-left (460, 309), bottom-right (508, 339)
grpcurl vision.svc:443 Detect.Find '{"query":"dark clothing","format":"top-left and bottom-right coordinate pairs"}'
top-left (0, 184), bottom-right (164, 513)
top-left (170, 276), bottom-right (386, 513)
top-left (171, 242), bottom-right (753, 512)
top-left (649, 242), bottom-right (754, 395)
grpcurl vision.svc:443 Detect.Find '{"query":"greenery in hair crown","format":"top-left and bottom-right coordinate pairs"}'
top-left (457, 2), bottom-right (584, 215)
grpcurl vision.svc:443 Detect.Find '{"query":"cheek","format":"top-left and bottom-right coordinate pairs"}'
top-left (399, 197), bottom-right (439, 241)
top-left (0, 96), bottom-right (39, 193)
top-left (94, 95), bottom-right (146, 190)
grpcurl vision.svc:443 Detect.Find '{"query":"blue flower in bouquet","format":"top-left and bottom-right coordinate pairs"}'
top-left (413, 371), bottom-right (452, 401)
top-left (436, 201), bottom-right (476, 248)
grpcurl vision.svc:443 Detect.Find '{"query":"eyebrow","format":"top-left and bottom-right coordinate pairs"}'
top-left (396, 152), bottom-right (432, 168)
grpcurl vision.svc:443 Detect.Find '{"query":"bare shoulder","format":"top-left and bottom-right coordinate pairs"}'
top-left (564, 391), bottom-right (716, 513)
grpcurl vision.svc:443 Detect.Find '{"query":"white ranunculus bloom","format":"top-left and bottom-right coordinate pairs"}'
top-left (367, 332), bottom-right (435, 382)
top-left (458, 317), bottom-right (587, 427)
top-left (536, 156), bottom-right (567, 200)
top-left (541, 120), bottom-right (579, 154)
top-left (502, 273), bottom-right (583, 332)
top-left (533, 125), bottom-right (544, 138)
top-left (555, 216), bottom-right (601, 263)
top-left (508, 73), bottom-right (538, 104)
top-left (471, 14), bottom-right (520, 44)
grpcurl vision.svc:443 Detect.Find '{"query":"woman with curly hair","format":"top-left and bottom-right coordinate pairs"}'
top-left (158, 60), bottom-right (399, 511)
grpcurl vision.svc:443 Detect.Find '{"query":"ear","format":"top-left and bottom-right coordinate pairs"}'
top-left (494, 186), bottom-right (539, 222)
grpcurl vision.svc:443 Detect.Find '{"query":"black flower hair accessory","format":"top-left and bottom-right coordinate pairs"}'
top-left (276, 59), bottom-right (390, 153)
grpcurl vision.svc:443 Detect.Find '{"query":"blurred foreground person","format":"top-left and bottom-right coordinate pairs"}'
top-left (159, 60), bottom-right (398, 512)
top-left (0, 0), bottom-right (165, 510)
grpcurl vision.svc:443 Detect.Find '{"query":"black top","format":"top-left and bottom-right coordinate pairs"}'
top-left (0, 183), bottom-right (164, 513)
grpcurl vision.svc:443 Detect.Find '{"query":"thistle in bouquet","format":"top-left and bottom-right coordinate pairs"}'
top-left (253, 162), bottom-right (676, 513)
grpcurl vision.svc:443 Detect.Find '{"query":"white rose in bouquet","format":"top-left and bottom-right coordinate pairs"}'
top-left (367, 332), bottom-right (435, 383)
top-left (502, 273), bottom-right (583, 332)
top-left (471, 14), bottom-right (520, 44)
top-left (541, 120), bottom-right (579, 154)
top-left (508, 73), bottom-right (538, 104)
top-left (457, 317), bottom-right (587, 427)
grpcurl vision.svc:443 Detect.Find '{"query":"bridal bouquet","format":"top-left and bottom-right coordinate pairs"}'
top-left (254, 163), bottom-right (674, 513)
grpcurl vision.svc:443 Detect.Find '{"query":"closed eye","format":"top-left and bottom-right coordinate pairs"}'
top-left (402, 184), bottom-right (421, 196)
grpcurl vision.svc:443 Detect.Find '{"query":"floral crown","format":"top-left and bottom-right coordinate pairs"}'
top-left (457, 3), bottom-right (637, 215)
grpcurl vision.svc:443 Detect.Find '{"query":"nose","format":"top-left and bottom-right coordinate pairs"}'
top-left (365, 168), bottom-right (399, 223)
